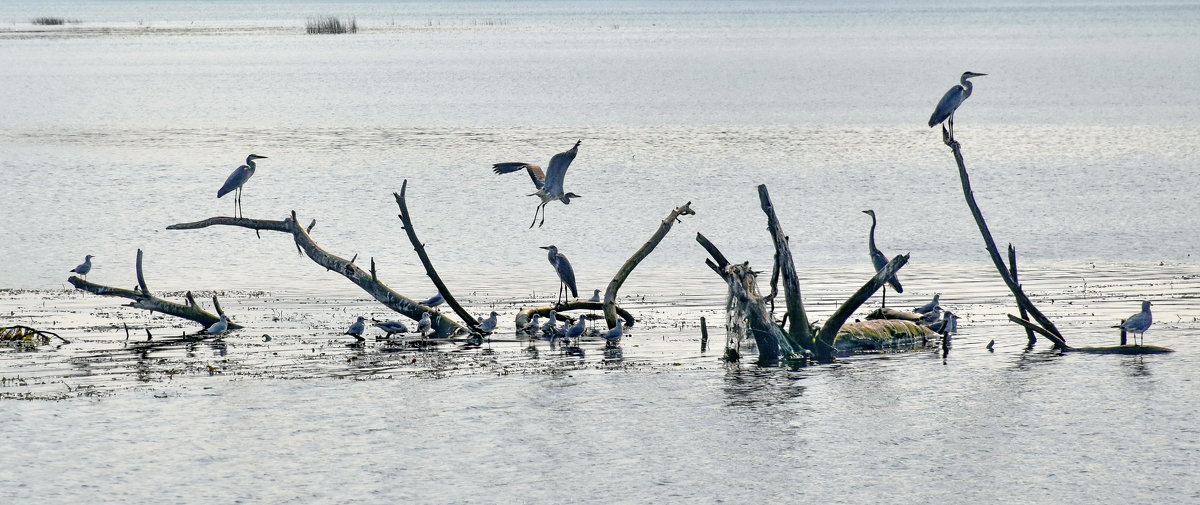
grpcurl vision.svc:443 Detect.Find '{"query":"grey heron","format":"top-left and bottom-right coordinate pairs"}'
top-left (345, 316), bottom-right (366, 341)
top-left (493, 140), bottom-right (582, 228)
top-left (373, 320), bottom-right (409, 337)
top-left (540, 245), bottom-right (578, 304)
top-left (588, 289), bottom-right (601, 303)
top-left (417, 312), bottom-right (432, 338)
top-left (914, 294), bottom-right (941, 314)
top-left (602, 321), bottom-right (623, 344)
top-left (862, 210), bottom-right (903, 307)
top-left (929, 72), bottom-right (986, 140)
top-left (477, 311), bottom-right (499, 333)
top-left (70, 255), bottom-right (94, 280)
top-left (419, 293), bottom-right (444, 308)
top-left (217, 154), bottom-right (268, 218)
top-left (1117, 301), bottom-right (1153, 345)
top-left (205, 314), bottom-right (229, 335)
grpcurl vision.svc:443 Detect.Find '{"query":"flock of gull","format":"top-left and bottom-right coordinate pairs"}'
top-left (67, 71), bottom-right (1155, 347)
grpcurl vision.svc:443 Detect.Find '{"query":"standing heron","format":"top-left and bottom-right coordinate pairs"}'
top-left (70, 255), bottom-right (95, 280)
top-left (477, 311), bottom-right (499, 334)
top-left (1117, 301), bottom-right (1153, 345)
top-left (493, 140), bottom-right (582, 228)
top-left (205, 314), bottom-right (229, 335)
top-left (929, 72), bottom-right (987, 140)
top-left (540, 245), bottom-right (578, 304)
top-left (217, 154), bottom-right (268, 218)
top-left (345, 316), bottom-right (367, 342)
top-left (862, 210), bottom-right (903, 307)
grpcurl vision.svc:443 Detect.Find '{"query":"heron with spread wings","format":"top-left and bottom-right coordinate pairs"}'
top-left (493, 140), bottom-right (582, 228)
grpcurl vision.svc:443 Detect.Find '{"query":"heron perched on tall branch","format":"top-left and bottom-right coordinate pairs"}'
top-left (493, 140), bottom-right (582, 228)
top-left (217, 154), bottom-right (268, 218)
top-left (540, 245), bottom-right (578, 305)
top-left (929, 72), bottom-right (986, 140)
top-left (862, 210), bottom-right (903, 307)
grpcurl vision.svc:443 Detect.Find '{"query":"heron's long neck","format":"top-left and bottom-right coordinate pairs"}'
top-left (547, 250), bottom-right (557, 264)
top-left (961, 76), bottom-right (974, 100)
top-left (868, 215), bottom-right (878, 252)
top-left (245, 158), bottom-right (257, 173)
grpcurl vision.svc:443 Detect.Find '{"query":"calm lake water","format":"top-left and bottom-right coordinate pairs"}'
top-left (2, 1), bottom-right (1199, 503)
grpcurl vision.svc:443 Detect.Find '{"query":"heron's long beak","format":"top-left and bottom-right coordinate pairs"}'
top-left (539, 246), bottom-right (553, 250)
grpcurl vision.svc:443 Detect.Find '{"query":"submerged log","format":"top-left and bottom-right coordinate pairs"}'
top-left (69, 249), bottom-right (242, 331)
top-left (167, 212), bottom-right (464, 337)
top-left (865, 307), bottom-right (924, 322)
top-left (394, 181), bottom-right (479, 333)
top-left (832, 319), bottom-right (937, 355)
top-left (603, 202), bottom-right (694, 329)
top-left (814, 253), bottom-right (909, 358)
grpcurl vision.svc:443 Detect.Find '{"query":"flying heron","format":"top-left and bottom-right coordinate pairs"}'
top-left (914, 294), bottom-right (941, 314)
top-left (1117, 301), bottom-right (1153, 345)
top-left (862, 210), bottom-right (903, 307)
top-left (929, 72), bottom-right (986, 140)
top-left (345, 316), bottom-right (366, 342)
top-left (70, 255), bottom-right (94, 280)
top-left (493, 140), bottom-right (582, 228)
top-left (205, 314), bottom-right (229, 335)
top-left (540, 245), bottom-right (578, 304)
top-left (217, 154), bottom-right (268, 218)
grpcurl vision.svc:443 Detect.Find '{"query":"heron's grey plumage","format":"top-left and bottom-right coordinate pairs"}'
top-left (1119, 301), bottom-right (1153, 344)
top-left (70, 255), bottom-right (94, 278)
top-left (345, 316), bottom-right (366, 337)
top-left (914, 294), bottom-right (940, 314)
top-left (929, 72), bottom-right (986, 137)
top-left (862, 210), bottom-right (903, 293)
top-left (494, 141), bottom-right (582, 227)
top-left (205, 314), bottom-right (229, 335)
top-left (216, 154), bottom-right (267, 218)
top-left (540, 245), bottom-right (578, 301)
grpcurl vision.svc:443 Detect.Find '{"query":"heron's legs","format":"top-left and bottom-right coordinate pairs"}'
top-left (948, 115), bottom-right (956, 141)
top-left (881, 285), bottom-right (887, 308)
top-left (529, 203), bottom-right (545, 229)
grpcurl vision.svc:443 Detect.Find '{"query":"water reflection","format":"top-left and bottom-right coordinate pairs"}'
top-left (722, 365), bottom-right (805, 410)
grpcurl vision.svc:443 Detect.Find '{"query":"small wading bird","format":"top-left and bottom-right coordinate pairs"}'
top-left (477, 311), bottom-right (499, 333)
top-left (373, 320), bottom-right (409, 338)
top-left (345, 316), bottom-right (366, 342)
top-left (914, 294), bottom-right (941, 314)
top-left (1115, 301), bottom-right (1153, 345)
top-left (540, 245), bottom-right (578, 304)
top-left (217, 154), bottom-right (268, 218)
top-left (493, 140), bottom-right (582, 228)
top-left (862, 210), bottom-right (903, 307)
top-left (929, 72), bottom-right (986, 140)
top-left (205, 314), bottom-right (229, 335)
top-left (70, 255), bottom-right (95, 280)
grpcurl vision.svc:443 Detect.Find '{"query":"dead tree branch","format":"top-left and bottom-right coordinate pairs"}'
top-left (394, 181), bottom-right (479, 332)
top-left (602, 202), bottom-right (694, 328)
top-left (167, 212), bottom-right (464, 336)
top-left (815, 254), bottom-right (909, 357)
top-left (68, 249), bottom-right (241, 330)
top-left (757, 185), bottom-right (812, 350)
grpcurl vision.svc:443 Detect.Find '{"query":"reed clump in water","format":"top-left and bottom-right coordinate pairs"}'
top-left (31, 17), bottom-right (77, 25)
top-left (306, 16), bottom-right (357, 34)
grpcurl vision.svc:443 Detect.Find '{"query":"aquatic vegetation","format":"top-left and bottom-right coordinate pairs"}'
top-left (0, 325), bottom-right (61, 348)
top-left (306, 16), bottom-right (357, 34)
top-left (31, 17), bottom-right (67, 25)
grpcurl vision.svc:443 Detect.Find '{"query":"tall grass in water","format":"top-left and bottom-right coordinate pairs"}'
top-left (306, 16), bottom-right (357, 34)
top-left (31, 17), bottom-right (69, 25)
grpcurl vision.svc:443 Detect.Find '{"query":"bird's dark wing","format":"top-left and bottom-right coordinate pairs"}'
top-left (217, 165), bottom-right (252, 198)
top-left (555, 254), bottom-right (578, 298)
top-left (493, 162), bottom-right (545, 189)
top-left (542, 141), bottom-right (580, 195)
top-left (870, 249), bottom-right (903, 292)
top-left (928, 85), bottom-right (965, 127)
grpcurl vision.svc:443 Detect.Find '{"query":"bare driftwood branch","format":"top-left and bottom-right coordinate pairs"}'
top-left (1006, 314), bottom-right (1066, 348)
top-left (757, 185), bottom-right (811, 350)
top-left (394, 181), bottom-right (479, 332)
top-left (1008, 244), bottom-right (1036, 345)
top-left (516, 302), bottom-right (635, 330)
top-left (696, 232), bottom-right (797, 363)
top-left (69, 249), bottom-right (241, 330)
top-left (815, 254), bottom-right (910, 356)
top-left (167, 212), bottom-right (464, 336)
top-left (943, 128), bottom-right (1065, 345)
top-left (603, 202), bottom-right (694, 328)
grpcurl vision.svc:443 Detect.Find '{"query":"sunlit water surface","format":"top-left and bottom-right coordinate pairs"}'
top-left (2, 1), bottom-right (1199, 503)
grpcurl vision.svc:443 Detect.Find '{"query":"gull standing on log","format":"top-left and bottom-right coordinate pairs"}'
top-left (862, 210), bottom-right (903, 307)
top-left (914, 294), bottom-right (941, 314)
top-left (1117, 301), bottom-right (1153, 345)
top-left (70, 255), bottom-right (95, 280)
top-left (205, 314), bottom-right (229, 335)
top-left (417, 312), bottom-right (432, 338)
top-left (540, 245), bottom-right (578, 305)
top-left (493, 140), bottom-right (582, 228)
top-left (929, 72), bottom-right (986, 140)
top-left (217, 154), bottom-right (268, 218)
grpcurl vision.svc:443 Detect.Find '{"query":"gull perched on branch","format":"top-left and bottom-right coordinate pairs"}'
top-left (1116, 301), bottom-right (1153, 345)
top-left (217, 154), bottom-right (268, 218)
top-left (205, 314), bottom-right (229, 335)
top-left (70, 255), bottom-right (95, 280)
top-left (493, 140), bottom-right (582, 228)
